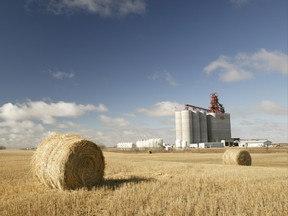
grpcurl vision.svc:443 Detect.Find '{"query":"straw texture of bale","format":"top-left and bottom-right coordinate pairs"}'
top-left (223, 148), bottom-right (252, 166)
top-left (32, 133), bottom-right (105, 190)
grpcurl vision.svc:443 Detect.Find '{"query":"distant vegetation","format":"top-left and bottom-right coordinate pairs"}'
top-left (19, 147), bottom-right (36, 150)
top-left (98, 144), bottom-right (106, 149)
top-left (0, 146), bottom-right (6, 150)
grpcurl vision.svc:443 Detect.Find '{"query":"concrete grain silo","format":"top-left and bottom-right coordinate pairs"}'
top-left (174, 93), bottom-right (231, 148)
top-left (199, 111), bottom-right (208, 142)
top-left (192, 110), bottom-right (200, 143)
top-left (175, 139), bottom-right (182, 148)
top-left (207, 113), bottom-right (218, 142)
top-left (181, 140), bottom-right (188, 148)
top-left (181, 110), bottom-right (192, 145)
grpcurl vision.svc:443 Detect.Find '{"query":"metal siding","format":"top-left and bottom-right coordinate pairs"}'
top-left (192, 110), bottom-right (201, 143)
top-left (207, 113), bottom-right (218, 142)
top-left (199, 111), bottom-right (208, 142)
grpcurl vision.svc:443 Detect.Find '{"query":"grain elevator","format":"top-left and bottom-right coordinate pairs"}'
top-left (175, 93), bottom-right (232, 148)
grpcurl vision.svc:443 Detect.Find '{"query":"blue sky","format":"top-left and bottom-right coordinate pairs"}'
top-left (0, 0), bottom-right (287, 148)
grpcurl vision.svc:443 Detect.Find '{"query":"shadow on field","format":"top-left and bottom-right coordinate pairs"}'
top-left (101, 176), bottom-right (154, 190)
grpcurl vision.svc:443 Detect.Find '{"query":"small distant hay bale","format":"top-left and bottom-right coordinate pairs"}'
top-left (32, 133), bottom-right (105, 190)
top-left (223, 148), bottom-right (252, 166)
top-left (148, 150), bottom-right (152, 154)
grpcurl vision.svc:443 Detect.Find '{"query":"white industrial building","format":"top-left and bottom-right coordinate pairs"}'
top-left (136, 138), bottom-right (163, 149)
top-left (117, 138), bottom-right (164, 150)
top-left (116, 142), bottom-right (135, 149)
top-left (238, 139), bottom-right (272, 148)
top-left (199, 142), bottom-right (224, 148)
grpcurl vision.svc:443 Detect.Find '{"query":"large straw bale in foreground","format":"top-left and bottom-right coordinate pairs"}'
top-left (223, 148), bottom-right (252, 166)
top-left (32, 133), bottom-right (105, 190)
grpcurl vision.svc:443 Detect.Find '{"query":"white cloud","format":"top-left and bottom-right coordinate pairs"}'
top-left (94, 104), bottom-right (109, 112)
top-left (56, 121), bottom-right (80, 129)
top-left (149, 71), bottom-right (178, 86)
top-left (124, 112), bottom-right (136, 117)
top-left (99, 115), bottom-right (130, 127)
top-left (0, 120), bottom-right (44, 135)
top-left (230, 101), bottom-right (288, 143)
top-left (160, 118), bottom-right (175, 125)
top-left (165, 73), bottom-right (178, 86)
top-left (219, 69), bottom-right (253, 82)
top-left (118, 0), bottom-right (146, 15)
top-left (0, 100), bottom-right (107, 124)
top-left (0, 100), bottom-right (108, 148)
top-left (232, 119), bottom-right (287, 143)
top-left (243, 49), bottom-right (288, 75)
top-left (204, 56), bottom-right (253, 82)
top-left (28, 0), bottom-right (146, 16)
top-left (259, 100), bottom-right (288, 116)
top-left (204, 49), bottom-right (288, 82)
top-left (51, 71), bottom-right (75, 79)
top-left (0, 120), bottom-right (46, 148)
top-left (138, 101), bottom-right (182, 117)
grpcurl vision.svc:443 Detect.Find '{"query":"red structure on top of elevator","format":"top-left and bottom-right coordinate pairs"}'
top-left (184, 93), bottom-right (225, 113)
top-left (209, 93), bottom-right (225, 113)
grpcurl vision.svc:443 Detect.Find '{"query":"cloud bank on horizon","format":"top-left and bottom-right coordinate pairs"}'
top-left (0, 95), bottom-right (286, 148)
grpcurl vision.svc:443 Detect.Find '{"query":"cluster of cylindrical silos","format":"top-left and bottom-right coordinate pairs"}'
top-left (117, 142), bottom-right (135, 149)
top-left (175, 109), bottom-right (231, 147)
top-left (136, 138), bottom-right (163, 149)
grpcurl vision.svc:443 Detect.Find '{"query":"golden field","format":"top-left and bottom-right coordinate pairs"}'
top-left (0, 148), bottom-right (287, 216)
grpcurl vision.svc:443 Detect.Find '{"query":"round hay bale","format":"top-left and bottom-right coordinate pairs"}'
top-left (32, 133), bottom-right (105, 190)
top-left (223, 148), bottom-right (252, 166)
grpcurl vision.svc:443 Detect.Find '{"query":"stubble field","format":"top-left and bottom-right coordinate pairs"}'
top-left (0, 148), bottom-right (287, 216)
